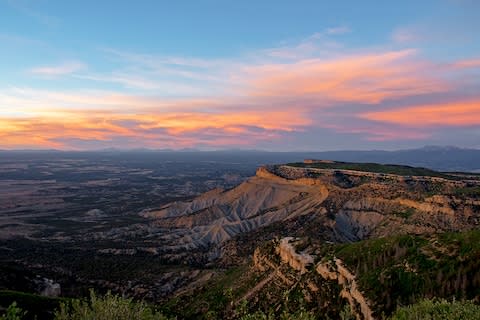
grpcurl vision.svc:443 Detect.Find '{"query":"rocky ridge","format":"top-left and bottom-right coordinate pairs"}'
top-left (253, 237), bottom-right (374, 320)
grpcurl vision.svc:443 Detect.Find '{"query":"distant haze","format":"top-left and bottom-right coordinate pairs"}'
top-left (1, 146), bottom-right (479, 172)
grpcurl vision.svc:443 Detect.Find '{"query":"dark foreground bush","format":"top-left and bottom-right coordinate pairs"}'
top-left (53, 290), bottom-right (171, 320)
top-left (3, 293), bottom-right (480, 320)
top-left (237, 309), bottom-right (316, 320)
top-left (0, 302), bottom-right (26, 320)
top-left (390, 298), bottom-right (480, 320)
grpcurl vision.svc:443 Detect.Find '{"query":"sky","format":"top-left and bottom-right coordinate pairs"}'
top-left (0, 0), bottom-right (479, 151)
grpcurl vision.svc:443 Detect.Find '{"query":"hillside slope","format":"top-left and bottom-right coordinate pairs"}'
top-left (167, 230), bottom-right (480, 319)
top-left (141, 167), bottom-right (328, 249)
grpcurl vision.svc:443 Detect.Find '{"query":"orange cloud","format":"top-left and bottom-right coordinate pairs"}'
top-left (137, 111), bottom-right (308, 133)
top-left (245, 49), bottom-right (448, 104)
top-left (361, 100), bottom-right (480, 126)
top-left (319, 121), bottom-right (431, 141)
top-left (2, 40), bottom-right (480, 150)
top-left (452, 58), bottom-right (480, 69)
top-left (0, 108), bottom-right (310, 149)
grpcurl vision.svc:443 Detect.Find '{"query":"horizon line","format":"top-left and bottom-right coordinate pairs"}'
top-left (0, 145), bottom-right (476, 153)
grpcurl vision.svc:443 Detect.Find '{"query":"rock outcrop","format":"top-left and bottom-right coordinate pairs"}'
top-left (276, 237), bottom-right (314, 274)
top-left (316, 259), bottom-right (373, 320)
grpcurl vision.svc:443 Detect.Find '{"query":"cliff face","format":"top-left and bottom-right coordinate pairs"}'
top-left (141, 164), bottom-right (480, 254)
top-left (276, 237), bottom-right (314, 274)
top-left (316, 258), bottom-right (373, 320)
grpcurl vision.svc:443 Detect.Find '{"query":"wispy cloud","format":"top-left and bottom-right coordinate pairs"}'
top-left (0, 106), bottom-right (310, 150)
top-left (0, 32), bottom-right (47, 47)
top-left (6, 0), bottom-right (59, 27)
top-left (3, 30), bottom-right (480, 149)
top-left (30, 61), bottom-right (86, 77)
top-left (391, 27), bottom-right (420, 43)
top-left (452, 58), bottom-right (480, 69)
top-left (243, 49), bottom-right (447, 104)
top-left (325, 26), bottom-right (351, 35)
top-left (361, 100), bottom-right (480, 127)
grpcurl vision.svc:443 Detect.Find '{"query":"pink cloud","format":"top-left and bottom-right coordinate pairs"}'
top-left (361, 100), bottom-right (480, 127)
top-left (3, 36), bottom-right (480, 149)
top-left (243, 49), bottom-right (449, 104)
top-left (452, 58), bottom-right (480, 69)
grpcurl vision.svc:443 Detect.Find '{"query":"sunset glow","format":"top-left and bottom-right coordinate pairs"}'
top-left (362, 101), bottom-right (480, 126)
top-left (1, 1), bottom-right (479, 150)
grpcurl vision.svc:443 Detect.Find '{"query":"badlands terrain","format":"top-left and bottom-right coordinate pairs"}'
top-left (1, 149), bottom-right (480, 319)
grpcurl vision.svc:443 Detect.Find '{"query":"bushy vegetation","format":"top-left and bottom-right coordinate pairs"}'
top-left (0, 291), bottom-right (318, 320)
top-left (0, 302), bottom-right (26, 320)
top-left (0, 290), bottom-right (173, 320)
top-left (237, 309), bottom-right (316, 320)
top-left (0, 290), bottom-right (64, 320)
top-left (53, 290), bottom-right (170, 320)
top-left (3, 291), bottom-right (480, 320)
top-left (390, 298), bottom-right (480, 320)
top-left (453, 186), bottom-right (480, 199)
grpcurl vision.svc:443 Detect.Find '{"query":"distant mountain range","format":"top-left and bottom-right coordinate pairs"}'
top-left (1, 146), bottom-right (479, 172)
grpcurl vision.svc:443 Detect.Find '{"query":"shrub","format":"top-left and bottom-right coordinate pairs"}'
top-left (390, 298), bottom-right (480, 320)
top-left (53, 290), bottom-right (171, 320)
top-left (0, 302), bottom-right (26, 320)
top-left (237, 308), bottom-right (316, 320)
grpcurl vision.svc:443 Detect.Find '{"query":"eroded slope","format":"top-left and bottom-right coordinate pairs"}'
top-left (141, 167), bottom-right (328, 249)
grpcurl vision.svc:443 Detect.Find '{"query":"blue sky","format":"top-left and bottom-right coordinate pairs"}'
top-left (1, 0), bottom-right (479, 150)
